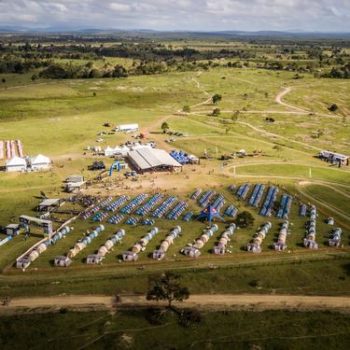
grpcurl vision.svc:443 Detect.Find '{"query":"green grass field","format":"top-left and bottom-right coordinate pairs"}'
top-left (1, 309), bottom-right (350, 350)
top-left (1, 65), bottom-right (350, 297)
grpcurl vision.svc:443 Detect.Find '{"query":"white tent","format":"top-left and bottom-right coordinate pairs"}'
top-left (114, 145), bottom-right (130, 156)
top-left (6, 156), bottom-right (27, 172)
top-left (104, 146), bottom-right (115, 157)
top-left (30, 154), bottom-right (51, 170)
top-left (117, 124), bottom-right (139, 132)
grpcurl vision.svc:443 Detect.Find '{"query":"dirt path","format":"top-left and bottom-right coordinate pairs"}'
top-left (143, 76), bottom-right (211, 137)
top-left (275, 87), bottom-right (309, 113)
top-left (299, 180), bottom-right (350, 199)
top-left (296, 186), bottom-right (350, 225)
top-left (3, 294), bottom-right (350, 313)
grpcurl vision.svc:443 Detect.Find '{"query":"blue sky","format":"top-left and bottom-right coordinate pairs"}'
top-left (0, 0), bottom-right (349, 32)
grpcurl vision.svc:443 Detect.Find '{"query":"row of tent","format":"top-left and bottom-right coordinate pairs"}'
top-left (0, 140), bottom-right (24, 160)
top-left (104, 142), bottom-right (154, 157)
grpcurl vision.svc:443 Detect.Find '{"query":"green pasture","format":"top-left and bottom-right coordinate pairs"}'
top-left (1, 254), bottom-right (350, 297)
top-left (1, 309), bottom-right (350, 350)
top-left (301, 184), bottom-right (350, 216)
top-left (0, 65), bottom-right (350, 297)
top-left (235, 163), bottom-right (350, 186)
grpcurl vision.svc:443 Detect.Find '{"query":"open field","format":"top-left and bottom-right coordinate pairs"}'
top-left (1, 48), bottom-right (350, 300)
top-left (1, 308), bottom-right (350, 350)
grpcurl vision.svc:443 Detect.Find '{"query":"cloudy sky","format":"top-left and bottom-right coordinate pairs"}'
top-left (0, 0), bottom-right (349, 32)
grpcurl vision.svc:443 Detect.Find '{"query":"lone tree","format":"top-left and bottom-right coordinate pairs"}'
top-left (212, 94), bottom-right (222, 104)
top-left (182, 105), bottom-right (191, 113)
top-left (212, 108), bottom-right (221, 117)
top-left (147, 272), bottom-right (190, 308)
top-left (231, 110), bottom-right (240, 122)
top-left (161, 121), bottom-right (170, 133)
top-left (236, 211), bottom-right (255, 228)
top-left (328, 103), bottom-right (338, 112)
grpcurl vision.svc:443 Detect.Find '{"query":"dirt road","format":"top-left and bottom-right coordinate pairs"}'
top-left (2, 294), bottom-right (350, 313)
top-left (275, 87), bottom-right (309, 113)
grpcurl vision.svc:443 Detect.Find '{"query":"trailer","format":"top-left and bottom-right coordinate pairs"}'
top-left (116, 124), bottom-right (139, 132)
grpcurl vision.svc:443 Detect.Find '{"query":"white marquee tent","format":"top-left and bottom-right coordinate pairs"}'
top-left (6, 156), bottom-right (27, 172)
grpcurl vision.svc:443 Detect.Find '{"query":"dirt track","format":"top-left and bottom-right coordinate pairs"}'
top-left (2, 294), bottom-right (350, 314)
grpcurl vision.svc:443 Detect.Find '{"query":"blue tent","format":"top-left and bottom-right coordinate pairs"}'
top-left (197, 204), bottom-right (224, 223)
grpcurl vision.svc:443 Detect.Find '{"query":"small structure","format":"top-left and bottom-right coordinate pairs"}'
top-left (16, 257), bottom-right (31, 269)
top-left (30, 154), bottom-right (52, 171)
top-left (54, 256), bottom-right (72, 267)
top-left (122, 251), bottom-right (138, 262)
top-left (88, 161), bottom-right (106, 171)
top-left (318, 150), bottom-right (349, 166)
top-left (128, 148), bottom-right (182, 173)
top-left (5, 156), bottom-right (27, 172)
top-left (326, 217), bottom-right (335, 225)
top-left (181, 246), bottom-right (201, 258)
top-left (328, 228), bottom-right (342, 247)
top-left (5, 224), bottom-right (20, 236)
top-left (37, 198), bottom-right (64, 212)
top-left (64, 175), bottom-right (86, 193)
top-left (19, 215), bottom-right (53, 237)
top-left (116, 124), bottom-right (139, 133)
top-left (86, 254), bottom-right (104, 265)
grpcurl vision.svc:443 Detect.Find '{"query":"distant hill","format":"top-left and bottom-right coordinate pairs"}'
top-left (0, 27), bottom-right (350, 40)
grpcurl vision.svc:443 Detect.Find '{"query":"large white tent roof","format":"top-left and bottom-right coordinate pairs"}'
top-left (6, 156), bottom-right (26, 167)
top-left (128, 148), bottom-right (182, 170)
top-left (31, 154), bottom-right (51, 165)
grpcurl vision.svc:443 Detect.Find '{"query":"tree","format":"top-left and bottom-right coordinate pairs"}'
top-left (212, 94), bottom-right (222, 104)
top-left (161, 121), bottom-right (170, 133)
top-left (147, 272), bottom-right (190, 308)
top-left (212, 108), bottom-right (221, 117)
top-left (231, 110), bottom-right (240, 122)
top-left (328, 104), bottom-right (338, 112)
top-left (182, 105), bottom-right (191, 113)
top-left (113, 64), bottom-right (128, 78)
top-left (236, 211), bottom-right (255, 228)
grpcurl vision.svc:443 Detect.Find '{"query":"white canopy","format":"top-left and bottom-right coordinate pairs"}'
top-left (31, 154), bottom-right (51, 165)
top-left (6, 156), bottom-right (26, 167)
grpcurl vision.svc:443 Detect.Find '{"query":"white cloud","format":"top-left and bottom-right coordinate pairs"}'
top-left (109, 2), bottom-right (131, 12)
top-left (0, 0), bottom-right (349, 31)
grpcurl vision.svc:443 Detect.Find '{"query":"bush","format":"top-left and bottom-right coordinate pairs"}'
top-left (183, 105), bottom-right (191, 113)
top-left (178, 309), bottom-right (202, 327)
top-left (144, 307), bottom-right (167, 325)
top-left (212, 108), bottom-right (221, 116)
top-left (328, 104), bottom-right (338, 112)
top-left (236, 211), bottom-right (255, 228)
